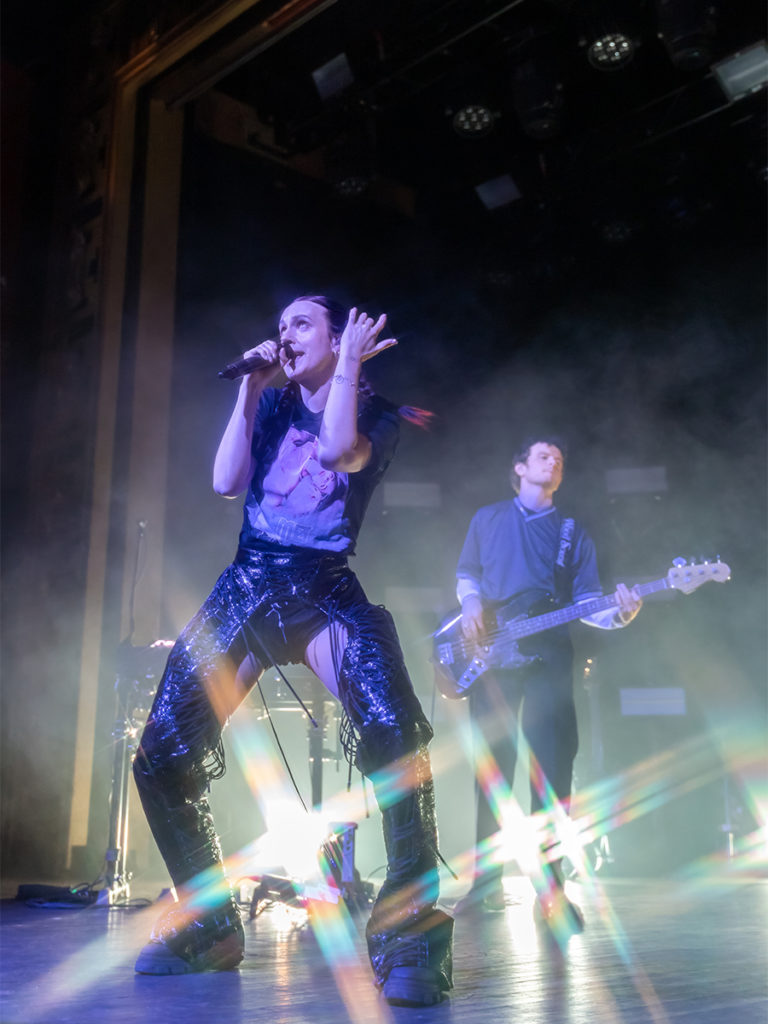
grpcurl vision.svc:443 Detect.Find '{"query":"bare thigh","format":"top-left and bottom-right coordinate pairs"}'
top-left (304, 622), bottom-right (349, 699)
top-left (229, 652), bottom-right (265, 715)
top-left (230, 623), bottom-right (347, 708)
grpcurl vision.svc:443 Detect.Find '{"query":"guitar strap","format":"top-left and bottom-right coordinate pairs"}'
top-left (553, 516), bottom-right (576, 605)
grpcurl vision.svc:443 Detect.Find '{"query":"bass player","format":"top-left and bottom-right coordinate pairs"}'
top-left (454, 437), bottom-right (642, 925)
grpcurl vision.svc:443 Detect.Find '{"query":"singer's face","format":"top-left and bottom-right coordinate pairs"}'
top-left (278, 300), bottom-right (337, 386)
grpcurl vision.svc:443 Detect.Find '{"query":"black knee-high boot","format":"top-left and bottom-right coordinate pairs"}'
top-left (364, 748), bottom-right (453, 997)
top-left (133, 747), bottom-right (244, 973)
top-left (334, 603), bottom-right (454, 1001)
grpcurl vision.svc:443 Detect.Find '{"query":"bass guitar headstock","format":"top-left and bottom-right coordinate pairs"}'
top-left (666, 559), bottom-right (731, 595)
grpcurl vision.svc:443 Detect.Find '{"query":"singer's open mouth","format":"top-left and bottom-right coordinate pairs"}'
top-left (281, 349), bottom-right (301, 371)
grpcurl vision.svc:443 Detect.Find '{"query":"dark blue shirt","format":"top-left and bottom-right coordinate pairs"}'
top-left (456, 497), bottom-right (603, 604)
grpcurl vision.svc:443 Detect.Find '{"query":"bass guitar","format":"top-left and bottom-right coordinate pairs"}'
top-left (432, 560), bottom-right (730, 699)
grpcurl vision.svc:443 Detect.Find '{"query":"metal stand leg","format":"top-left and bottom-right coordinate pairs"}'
top-left (96, 671), bottom-right (136, 905)
top-left (100, 696), bottom-right (133, 903)
top-left (97, 642), bottom-right (168, 905)
top-left (721, 775), bottom-right (735, 859)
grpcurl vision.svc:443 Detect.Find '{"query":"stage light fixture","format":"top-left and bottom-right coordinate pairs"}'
top-left (452, 104), bottom-right (495, 138)
top-left (599, 217), bottom-right (637, 244)
top-left (333, 174), bottom-right (370, 198)
top-left (712, 41), bottom-right (768, 102)
top-left (475, 174), bottom-right (522, 210)
top-left (587, 32), bottom-right (635, 70)
top-left (656, 0), bottom-right (717, 71)
top-left (311, 52), bottom-right (354, 100)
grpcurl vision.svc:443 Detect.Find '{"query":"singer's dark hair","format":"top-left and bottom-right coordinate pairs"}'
top-left (287, 295), bottom-right (348, 340)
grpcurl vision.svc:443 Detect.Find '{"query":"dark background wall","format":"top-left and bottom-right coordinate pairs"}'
top-left (1, 0), bottom-right (765, 884)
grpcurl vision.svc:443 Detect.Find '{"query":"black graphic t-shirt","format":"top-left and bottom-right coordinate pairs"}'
top-left (238, 387), bottom-right (400, 554)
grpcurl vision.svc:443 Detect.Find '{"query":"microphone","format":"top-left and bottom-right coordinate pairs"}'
top-left (217, 342), bottom-right (281, 380)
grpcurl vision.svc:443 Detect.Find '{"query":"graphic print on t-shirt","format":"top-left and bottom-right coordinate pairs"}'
top-left (247, 425), bottom-right (348, 547)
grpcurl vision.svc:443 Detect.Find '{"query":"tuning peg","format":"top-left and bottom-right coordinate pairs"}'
top-left (672, 556), bottom-right (686, 567)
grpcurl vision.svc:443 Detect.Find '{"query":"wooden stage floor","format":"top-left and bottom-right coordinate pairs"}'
top-left (1, 875), bottom-right (766, 1024)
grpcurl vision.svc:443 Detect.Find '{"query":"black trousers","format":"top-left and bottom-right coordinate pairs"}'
top-left (133, 548), bottom-right (452, 988)
top-left (468, 635), bottom-right (578, 874)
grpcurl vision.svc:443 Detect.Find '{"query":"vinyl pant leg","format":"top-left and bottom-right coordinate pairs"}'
top-left (334, 602), bottom-right (453, 991)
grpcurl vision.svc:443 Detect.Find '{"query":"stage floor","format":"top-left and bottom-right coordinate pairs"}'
top-left (1, 875), bottom-right (766, 1024)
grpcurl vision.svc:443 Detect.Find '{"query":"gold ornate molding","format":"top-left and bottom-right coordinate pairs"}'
top-left (68, 0), bottom-right (330, 860)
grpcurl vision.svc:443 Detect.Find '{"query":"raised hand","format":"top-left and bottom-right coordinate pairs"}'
top-left (338, 308), bottom-right (397, 365)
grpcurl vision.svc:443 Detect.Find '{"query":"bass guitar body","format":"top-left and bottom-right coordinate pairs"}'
top-left (432, 593), bottom-right (557, 699)
top-left (431, 560), bottom-right (730, 699)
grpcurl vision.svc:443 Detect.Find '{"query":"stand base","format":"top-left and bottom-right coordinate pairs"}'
top-left (95, 880), bottom-right (132, 906)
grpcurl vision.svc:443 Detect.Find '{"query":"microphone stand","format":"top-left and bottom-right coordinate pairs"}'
top-left (99, 652), bottom-right (140, 904)
top-left (97, 520), bottom-right (162, 905)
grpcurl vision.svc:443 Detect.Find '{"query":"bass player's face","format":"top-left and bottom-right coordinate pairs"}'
top-left (516, 443), bottom-right (564, 494)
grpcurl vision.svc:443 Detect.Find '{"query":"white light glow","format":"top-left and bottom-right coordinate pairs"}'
top-left (260, 800), bottom-right (332, 880)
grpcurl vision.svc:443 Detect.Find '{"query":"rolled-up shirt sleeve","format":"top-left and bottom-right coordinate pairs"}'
top-left (578, 603), bottom-right (627, 629)
top-left (572, 531), bottom-right (627, 629)
top-left (359, 398), bottom-right (400, 478)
